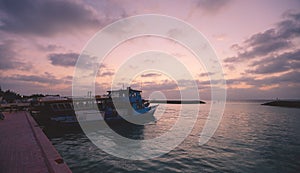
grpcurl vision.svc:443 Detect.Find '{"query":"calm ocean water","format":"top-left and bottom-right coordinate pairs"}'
top-left (48, 101), bottom-right (300, 173)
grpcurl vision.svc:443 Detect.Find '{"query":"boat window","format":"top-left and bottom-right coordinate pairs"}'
top-left (65, 103), bottom-right (72, 109)
top-left (52, 104), bottom-right (58, 111)
top-left (58, 104), bottom-right (65, 110)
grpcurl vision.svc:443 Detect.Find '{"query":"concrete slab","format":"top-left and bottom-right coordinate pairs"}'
top-left (0, 111), bottom-right (71, 173)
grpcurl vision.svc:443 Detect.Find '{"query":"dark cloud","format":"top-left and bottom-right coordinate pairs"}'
top-left (0, 79), bottom-right (46, 95)
top-left (246, 49), bottom-right (300, 74)
top-left (224, 29), bottom-right (292, 63)
top-left (99, 71), bottom-right (114, 77)
top-left (0, 40), bottom-right (31, 70)
top-left (262, 71), bottom-right (300, 85)
top-left (0, 0), bottom-right (101, 36)
top-left (86, 0), bottom-right (128, 20)
top-left (223, 11), bottom-right (300, 94)
top-left (196, 69), bottom-right (300, 98)
top-left (198, 72), bottom-right (215, 77)
top-left (2, 72), bottom-right (72, 87)
top-left (35, 43), bottom-right (62, 52)
top-left (8, 72), bottom-right (62, 85)
top-left (223, 77), bottom-right (253, 85)
top-left (0, 73), bottom-right (72, 95)
top-left (173, 71), bottom-right (300, 99)
top-left (224, 11), bottom-right (300, 63)
top-left (141, 73), bottom-right (161, 78)
top-left (277, 12), bottom-right (300, 38)
top-left (48, 52), bottom-right (78, 67)
top-left (227, 84), bottom-right (300, 100)
top-left (0, 40), bottom-right (17, 70)
top-left (75, 53), bottom-right (99, 70)
top-left (247, 59), bottom-right (287, 74)
top-left (195, 0), bottom-right (232, 14)
top-left (225, 71), bottom-right (300, 89)
top-left (97, 64), bottom-right (115, 77)
top-left (132, 80), bottom-right (178, 92)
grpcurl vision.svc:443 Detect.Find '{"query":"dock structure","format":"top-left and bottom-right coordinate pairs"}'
top-left (0, 111), bottom-right (71, 173)
top-left (0, 102), bottom-right (31, 111)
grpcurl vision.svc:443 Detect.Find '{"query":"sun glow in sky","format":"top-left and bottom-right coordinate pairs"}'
top-left (0, 0), bottom-right (299, 100)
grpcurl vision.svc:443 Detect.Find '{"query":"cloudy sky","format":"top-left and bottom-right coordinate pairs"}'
top-left (0, 0), bottom-right (299, 100)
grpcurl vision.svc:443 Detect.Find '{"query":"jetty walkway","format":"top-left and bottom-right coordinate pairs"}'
top-left (0, 111), bottom-right (71, 173)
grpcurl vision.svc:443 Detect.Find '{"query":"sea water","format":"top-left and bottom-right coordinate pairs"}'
top-left (48, 101), bottom-right (300, 173)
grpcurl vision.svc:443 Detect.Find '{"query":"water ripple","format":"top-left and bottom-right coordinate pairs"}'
top-left (49, 102), bottom-right (300, 173)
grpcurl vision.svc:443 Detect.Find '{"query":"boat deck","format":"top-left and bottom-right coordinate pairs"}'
top-left (0, 111), bottom-right (71, 173)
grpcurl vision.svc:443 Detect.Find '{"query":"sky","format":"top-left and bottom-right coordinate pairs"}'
top-left (0, 0), bottom-right (299, 100)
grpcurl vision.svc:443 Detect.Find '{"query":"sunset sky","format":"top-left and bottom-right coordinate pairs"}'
top-left (0, 0), bottom-right (299, 100)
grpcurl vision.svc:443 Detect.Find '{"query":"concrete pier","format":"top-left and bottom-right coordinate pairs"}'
top-left (0, 111), bottom-right (71, 173)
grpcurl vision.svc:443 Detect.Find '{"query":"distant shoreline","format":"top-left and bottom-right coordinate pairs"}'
top-left (148, 100), bottom-right (206, 104)
top-left (261, 100), bottom-right (300, 108)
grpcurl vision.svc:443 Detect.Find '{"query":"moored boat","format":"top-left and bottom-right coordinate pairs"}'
top-left (31, 87), bottom-right (157, 127)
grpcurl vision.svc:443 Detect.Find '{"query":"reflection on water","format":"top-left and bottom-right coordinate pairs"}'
top-left (48, 102), bottom-right (300, 173)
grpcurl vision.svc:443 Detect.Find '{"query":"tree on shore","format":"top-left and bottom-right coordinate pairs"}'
top-left (0, 87), bottom-right (22, 103)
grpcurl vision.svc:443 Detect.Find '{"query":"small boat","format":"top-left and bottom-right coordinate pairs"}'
top-left (32, 87), bottom-right (158, 126)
